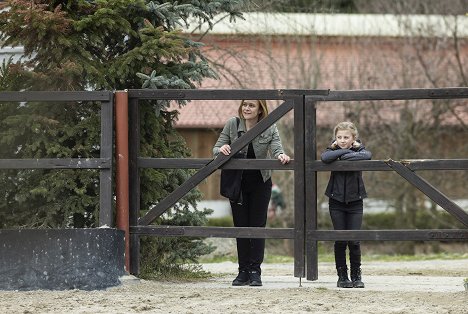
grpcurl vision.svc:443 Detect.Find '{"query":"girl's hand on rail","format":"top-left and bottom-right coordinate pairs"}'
top-left (278, 153), bottom-right (290, 164)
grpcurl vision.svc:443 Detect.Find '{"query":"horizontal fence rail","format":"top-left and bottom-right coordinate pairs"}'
top-left (128, 89), bottom-right (329, 100)
top-left (0, 158), bottom-right (111, 169)
top-left (131, 226), bottom-right (295, 238)
top-left (309, 87), bottom-right (468, 101)
top-left (138, 158), bottom-right (295, 170)
top-left (132, 226), bottom-right (468, 241)
top-left (308, 230), bottom-right (468, 241)
top-left (0, 91), bottom-right (111, 102)
top-left (137, 158), bottom-right (468, 171)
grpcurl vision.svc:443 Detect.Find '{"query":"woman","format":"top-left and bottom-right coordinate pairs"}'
top-left (213, 99), bottom-right (290, 287)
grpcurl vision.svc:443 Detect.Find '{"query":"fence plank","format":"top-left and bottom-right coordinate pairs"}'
top-left (308, 230), bottom-right (468, 241)
top-left (293, 96), bottom-right (306, 278)
top-left (310, 87), bottom-right (468, 101)
top-left (138, 158), bottom-right (295, 169)
top-left (138, 99), bottom-right (295, 226)
top-left (0, 158), bottom-right (111, 169)
top-left (387, 159), bottom-right (468, 227)
top-left (99, 98), bottom-right (114, 227)
top-left (131, 226), bottom-right (294, 238)
top-left (0, 91), bottom-right (112, 102)
top-left (305, 98), bottom-right (318, 281)
top-left (128, 98), bottom-right (141, 275)
top-left (405, 159), bottom-right (468, 171)
top-left (128, 89), bottom-right (329, 100)
top-left (139, 158), bottom-right (468, 171)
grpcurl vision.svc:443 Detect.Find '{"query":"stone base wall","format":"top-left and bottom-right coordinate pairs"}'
top-left (0, 228), bottom-right (125, 290)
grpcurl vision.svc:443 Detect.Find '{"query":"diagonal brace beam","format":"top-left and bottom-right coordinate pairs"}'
top-left (386, 159), bottom-right (468, 227)
top-left (138, 99), bottom-right (295, 226)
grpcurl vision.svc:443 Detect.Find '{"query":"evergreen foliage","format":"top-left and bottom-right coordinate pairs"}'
top-left (0, 0), bottom-right (244, 273)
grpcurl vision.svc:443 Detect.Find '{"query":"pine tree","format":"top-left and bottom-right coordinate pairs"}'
top-left (0, 0), bottom-right (244, 275)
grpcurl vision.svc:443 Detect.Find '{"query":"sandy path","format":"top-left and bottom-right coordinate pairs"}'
top-left (0, 259), bottom-right (467, 313)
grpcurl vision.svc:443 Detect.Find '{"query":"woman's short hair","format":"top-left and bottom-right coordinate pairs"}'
top-left (238, 100), bottom-right (269, 121)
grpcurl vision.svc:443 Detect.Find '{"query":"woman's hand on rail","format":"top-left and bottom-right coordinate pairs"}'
top-left (219, 144), bottom-right (231, 156)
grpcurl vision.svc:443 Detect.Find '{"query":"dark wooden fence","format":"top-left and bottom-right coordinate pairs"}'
top-left (0, 91), bottom-right (114, 226)
top-left (1, 89), bottom-right (466, 281)
top-left (126, 88), bottom-right (468, 279)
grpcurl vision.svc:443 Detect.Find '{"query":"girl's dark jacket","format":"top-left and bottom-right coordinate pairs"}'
top-left (321, 141), bottom-right (372, 203)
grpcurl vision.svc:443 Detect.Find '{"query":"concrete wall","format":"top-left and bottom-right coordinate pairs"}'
top-left (0, 228), bottom-right (125, 291)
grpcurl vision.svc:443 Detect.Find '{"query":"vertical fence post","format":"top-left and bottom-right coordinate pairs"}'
top-left (115, 91), bottom-right (130, 272)
top-left (99, 93), bottom-right (114, 227)
top-left (128, 97), bottom-right (141, 275)
top-left (305, 97), bottom-right (318, 280)
top-left (293, 96), bottom-right (306, 278)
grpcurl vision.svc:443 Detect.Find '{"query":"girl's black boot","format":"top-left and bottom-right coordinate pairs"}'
top-left (336, 266), bottom-right (353, 288)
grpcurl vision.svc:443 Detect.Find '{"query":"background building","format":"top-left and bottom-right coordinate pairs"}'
top-left (173, 13), bottom-right (468, 217)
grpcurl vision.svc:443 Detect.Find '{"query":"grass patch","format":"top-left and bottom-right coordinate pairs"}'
top-left (264, 254), bottom-right (294, 263)
top-left (206, 217), bottom-right (234, 227)
top-left (139, 264), bottom-right (213, 281)
top-left (362, 252), bottom-right (468, 262)
top-left (199, 255), bottom-right (237, 263)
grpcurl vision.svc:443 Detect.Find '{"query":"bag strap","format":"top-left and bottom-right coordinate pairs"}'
top-left (235, 117), bottom-right (242, 138)
top-left (235, 117), bottom-right (246, 157)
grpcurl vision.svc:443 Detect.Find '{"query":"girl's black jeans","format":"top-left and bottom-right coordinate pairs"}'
top-left (329, 198), bottom-right (363, 269)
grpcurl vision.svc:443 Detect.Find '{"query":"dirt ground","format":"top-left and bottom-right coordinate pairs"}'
top-left (0, 259), bottom-right (467, 314)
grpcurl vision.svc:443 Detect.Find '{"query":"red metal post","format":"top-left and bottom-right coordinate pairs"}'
top-left (115, 91), bottom-right (130, 271)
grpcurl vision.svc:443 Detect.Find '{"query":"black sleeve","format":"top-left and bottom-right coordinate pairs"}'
top-left (340, 147), bottom-right (372, 161)
top-left (320, 148), bottom-right (354, 164)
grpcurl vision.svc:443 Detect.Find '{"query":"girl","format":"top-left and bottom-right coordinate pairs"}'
top-left (321, 121), bottom-right (371, 288)
top-left (213, 99), bottom-right (290, 287)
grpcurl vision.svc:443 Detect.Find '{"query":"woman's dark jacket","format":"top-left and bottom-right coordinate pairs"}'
top-left (321, 142), bottom-right (372, 203)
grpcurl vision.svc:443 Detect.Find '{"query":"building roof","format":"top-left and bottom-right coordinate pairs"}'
top-left (187, 13), bottom-right (468, 38)
top-left (171, 100), bottom-right (240, 129)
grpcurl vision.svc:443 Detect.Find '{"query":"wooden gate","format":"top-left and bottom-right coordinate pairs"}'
top-left (118, 88), bottom-right (468, 278)
top-left (303, 89), bottom-right (468, 280)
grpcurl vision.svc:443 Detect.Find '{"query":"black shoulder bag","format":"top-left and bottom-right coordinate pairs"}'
top-left (220, 117), bottom-right (245, 204)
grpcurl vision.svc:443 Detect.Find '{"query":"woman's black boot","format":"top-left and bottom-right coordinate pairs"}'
top-left (336, 266), bottom-right (353, 288)
top-left (350, 267), bottom-right (365, 288)
top-left (232, 270), bottom-right (250, 286)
